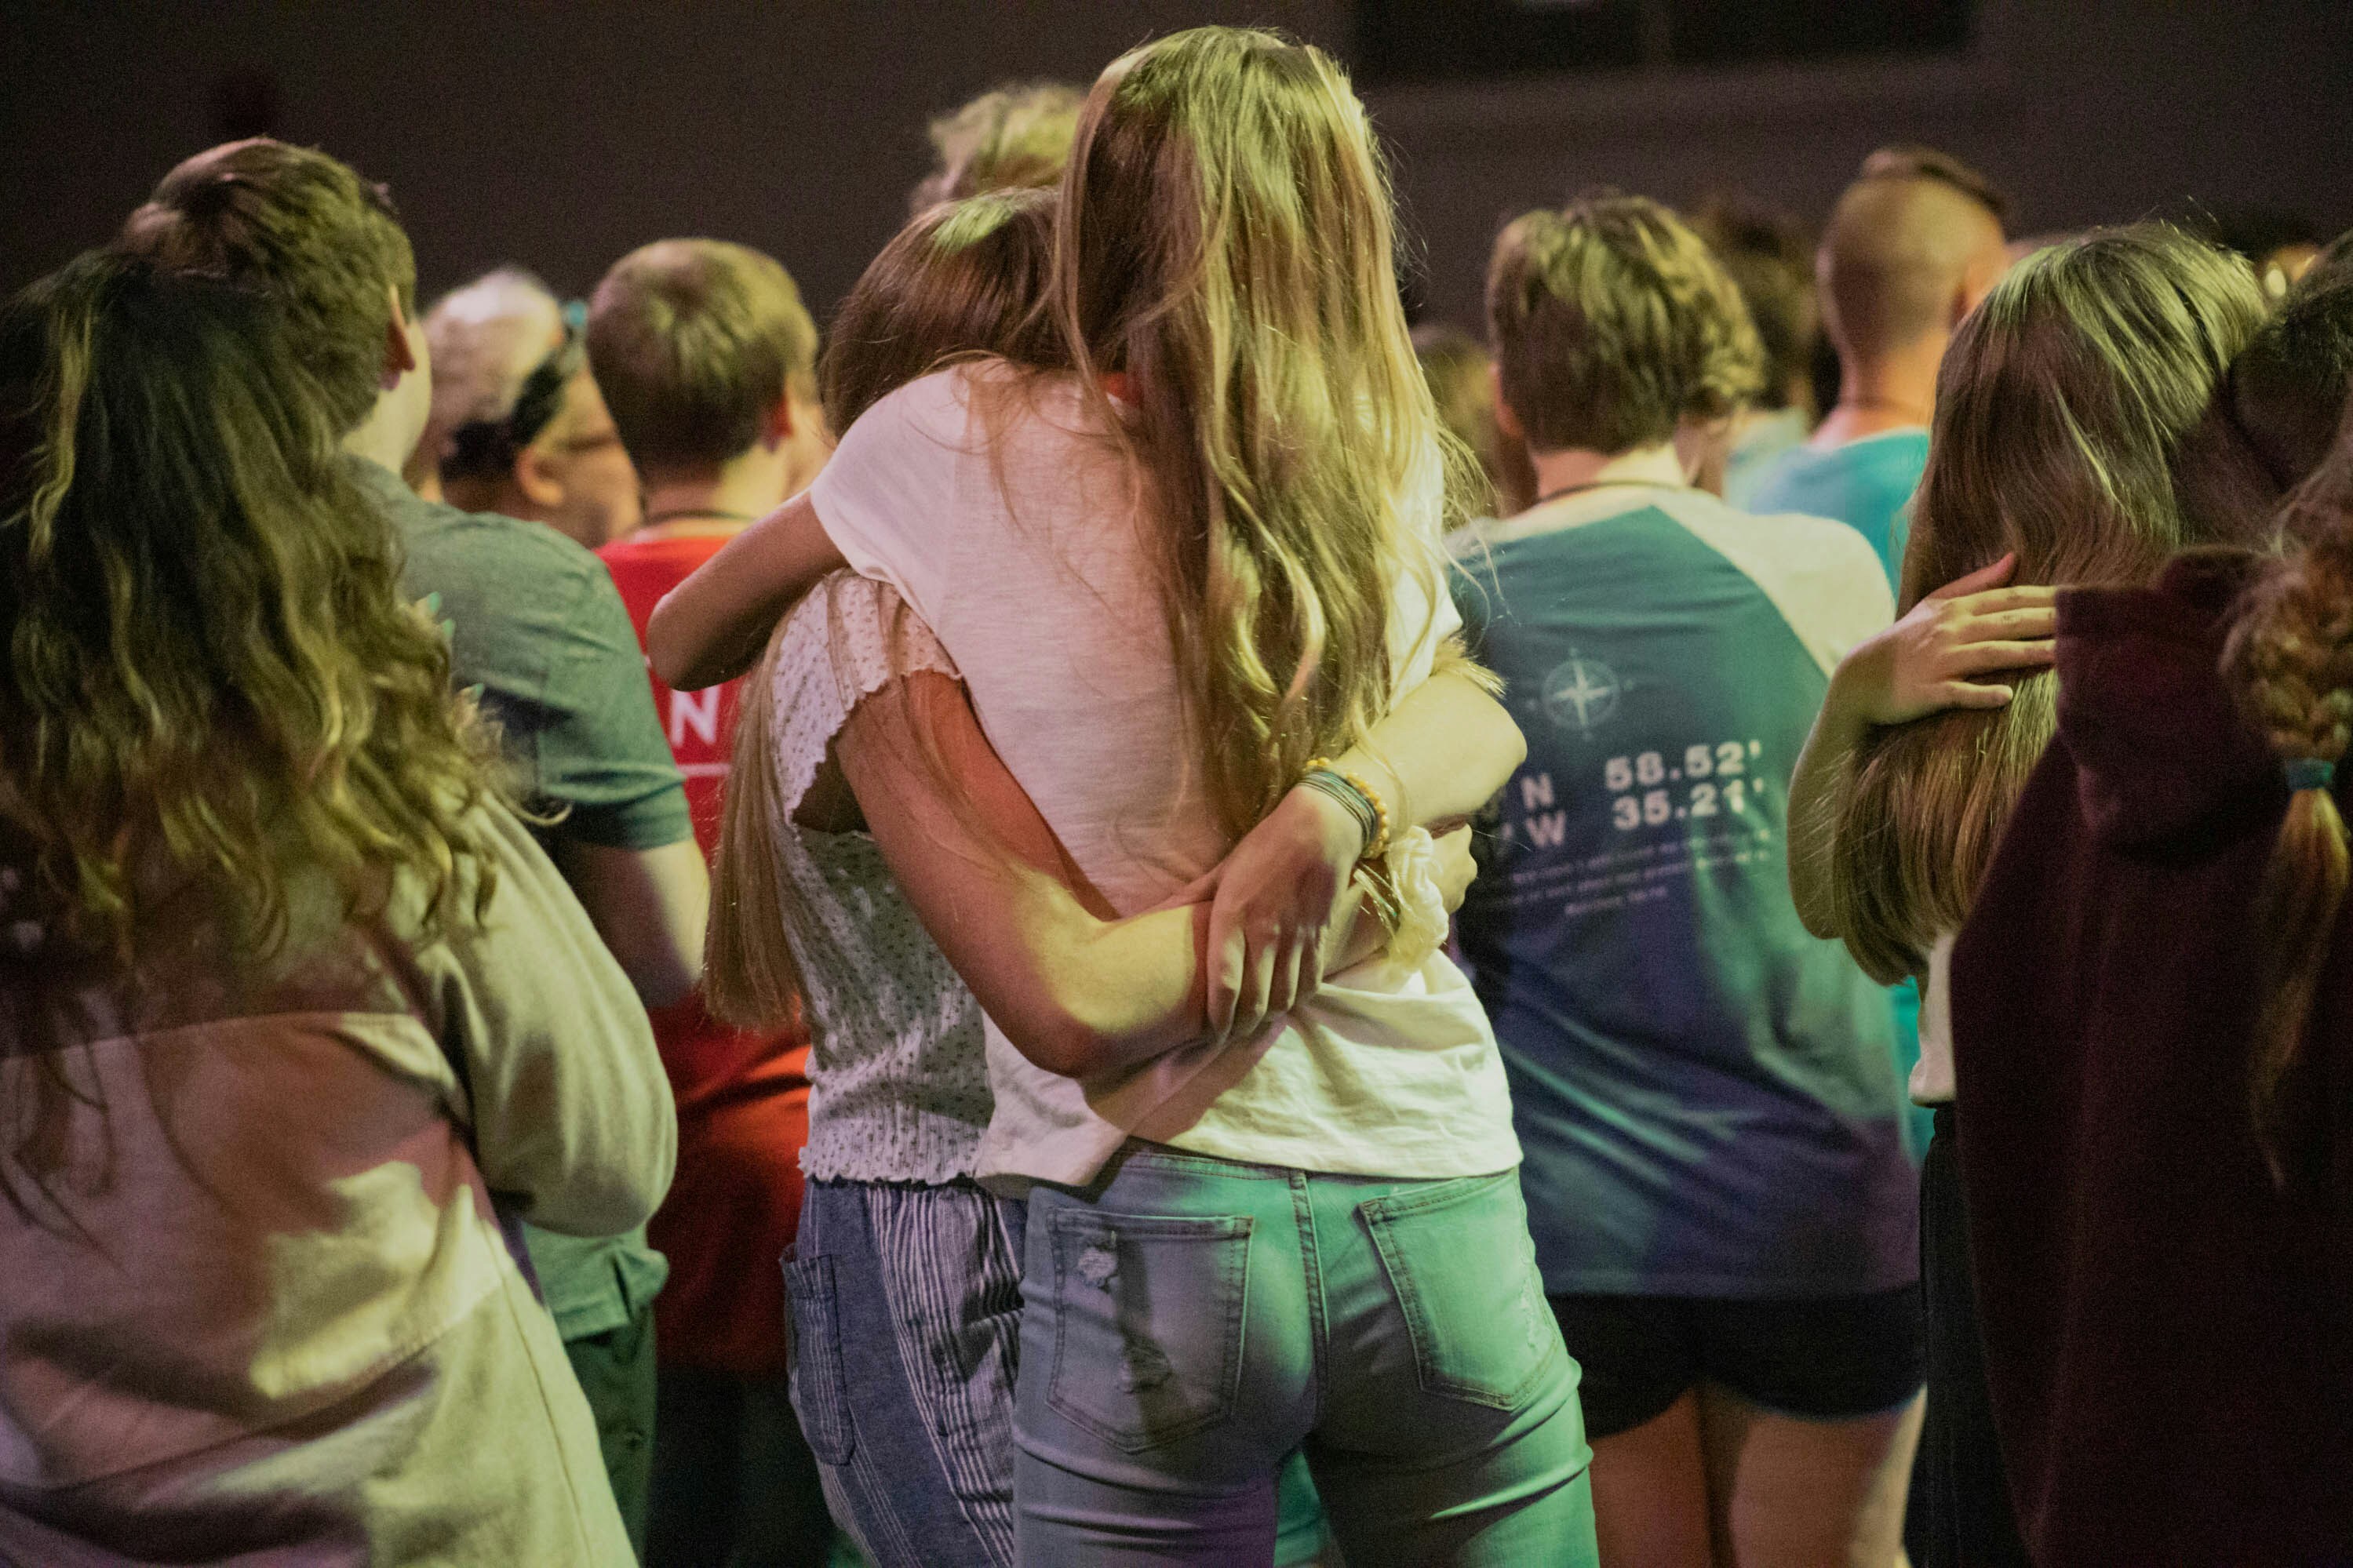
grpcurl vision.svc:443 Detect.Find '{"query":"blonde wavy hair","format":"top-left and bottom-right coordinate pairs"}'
top-left (1055, 26), bottom-right (1477, 840)
top-left (909, 82), bottom-right (1084, 214)
top-left (1827, 227), bottom-right (2267, 984)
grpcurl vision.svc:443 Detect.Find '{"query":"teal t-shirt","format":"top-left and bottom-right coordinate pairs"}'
top-left (1721, 407), bottom-right (1811, 512)
top-left (1453, 486), bottom-right (1915, 1297)
top-left (1742, 431), bottom-right (1936, 1156)
top-left (1743, 429), bottom-right (1929, 591)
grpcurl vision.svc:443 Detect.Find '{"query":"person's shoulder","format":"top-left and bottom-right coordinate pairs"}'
top-left (399, 489), bottom-right (613, 595)
top-left (1452, 491), bottom-right (1655, 555)
top-left (1741, 440), bottom-right (1827, 504)
top-left (1740, 501), bottom-right (1891, 584)
top-left (1448, 512), bottom-right (1508, 557)
top-left (785, 566), bottom-right (891, 635)
top-left (1678, 484), bottom-right (1880, 570)
top-left (1659, 489), bottom-right (1892, 635)
top-left (827, 362), bottom-right (1022, 486)
top-left (854, 358), bottom-right (1011, 436)
top-left (1756, 431), bottom-right (1925, 496)
top-left (1827, 431), bottom-right (1930, 497)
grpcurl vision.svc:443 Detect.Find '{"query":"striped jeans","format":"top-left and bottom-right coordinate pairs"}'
top-left (785, 1178), bottom-right (1025, 1568)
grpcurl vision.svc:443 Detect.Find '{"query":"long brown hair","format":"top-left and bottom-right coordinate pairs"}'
top-left (705, 195), bottom-right (1064, 1030)
top-left (2222, 401), bottom-right (2353, 1184)
top-left (819, 187), bottom-right (1062, 437)
top-left (1827, 227), bottom-right (2267, 982)
top-left (0, 253), bottom-right (506, 1209)
top-left (1053, 27), bottom-right (1473, 839)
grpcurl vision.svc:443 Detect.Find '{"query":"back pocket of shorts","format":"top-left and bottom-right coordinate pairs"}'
top-left (1360, 1173), bottom-right (1555, 1410)
top-left (1044, 1210), bottom-right (1251, 1453)
top-left (784, 1252), bottom-right (857, 1465)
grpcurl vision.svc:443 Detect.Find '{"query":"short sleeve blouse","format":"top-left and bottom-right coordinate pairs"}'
top-left (762, 572), bottom-right (992, 1184)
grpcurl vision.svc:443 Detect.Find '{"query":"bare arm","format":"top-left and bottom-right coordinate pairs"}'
top-left (647, 490), bottom-right (847, 690)
top-left (1335, 653), bottom-right (1528, 834)
top-left (1197, 653), bottom-right (1527, 1033)
top-left (552, 836), bottom-right (709, 1010)
top-left (836, 671), bottom-right (1451, 1079)
top-left (838, 670), bottom-right (1212, 1078)
top-left (1788, 555), bottom-right (2058, 939)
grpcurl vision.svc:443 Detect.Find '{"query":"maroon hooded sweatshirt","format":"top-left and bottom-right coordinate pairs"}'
top-left (1951, 551), bottom-right (2353, 1566)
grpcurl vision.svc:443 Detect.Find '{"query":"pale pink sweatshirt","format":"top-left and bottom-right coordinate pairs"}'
top-left (0, 806), bottom-right (672, 1566)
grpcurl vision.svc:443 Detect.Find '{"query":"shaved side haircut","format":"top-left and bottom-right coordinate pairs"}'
top-left (1819, 146), bottom-right (2009, 362)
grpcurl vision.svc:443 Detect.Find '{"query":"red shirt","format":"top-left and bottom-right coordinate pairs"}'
top-left (599, 529), bottom-right (810, 1376)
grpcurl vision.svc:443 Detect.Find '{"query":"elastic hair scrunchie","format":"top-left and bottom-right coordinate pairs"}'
top-left (2284, 757), bottom-right (2337, 793)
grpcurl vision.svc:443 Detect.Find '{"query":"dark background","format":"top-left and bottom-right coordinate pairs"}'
top-left (4, 1), bottom-right (2348, 333)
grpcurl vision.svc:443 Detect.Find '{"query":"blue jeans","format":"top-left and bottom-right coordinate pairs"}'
top-left (1015, 1144), bottom-right (1599, 1566)
top-left (786, 1179), bottom-right (1026, 1568)
top-left (785, 1177), bottom-right (1335, 1568)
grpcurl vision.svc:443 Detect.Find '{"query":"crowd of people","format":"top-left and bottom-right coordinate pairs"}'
top-left (2, 22), bottom-right (2349, 1568)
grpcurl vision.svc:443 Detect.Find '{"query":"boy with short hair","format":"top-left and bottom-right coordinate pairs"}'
top-left (1456, 192), bottom-right (1921, 1568)
top-left (586, 237), bottom-right (833, 1566)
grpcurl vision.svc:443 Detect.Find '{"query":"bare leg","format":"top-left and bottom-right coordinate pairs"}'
top-left (1589, 1391), bottom-right (1715, 1568)
top-left (1695, 1384), bottom-right (1924, 1568)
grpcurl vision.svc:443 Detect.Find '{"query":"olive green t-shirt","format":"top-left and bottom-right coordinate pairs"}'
top-left (356, 458), bottom-right (682, 1337)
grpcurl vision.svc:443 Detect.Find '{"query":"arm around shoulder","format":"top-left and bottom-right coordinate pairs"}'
top-left (648, 489), bottom-right (849, 690)
top-left (836, 670), bottom-right (1219, 1079)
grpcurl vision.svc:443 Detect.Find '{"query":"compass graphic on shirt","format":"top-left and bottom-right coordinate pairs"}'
top-left (1542, 650), bottom-right (1622, 734)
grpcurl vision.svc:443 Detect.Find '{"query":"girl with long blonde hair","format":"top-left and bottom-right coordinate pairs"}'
top-left (1787, 225), bottom-right (2269, 1565)
top-left (703, 186), bottom-right (1426, 1568)
top-left (0, 252), bottom-right (672, 1563)
top-left (659, 27), bottom-right (1595, 1563)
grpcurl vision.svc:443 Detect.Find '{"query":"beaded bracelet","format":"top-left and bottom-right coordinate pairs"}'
top-left (1300, 757), bottom-right (1393, 863)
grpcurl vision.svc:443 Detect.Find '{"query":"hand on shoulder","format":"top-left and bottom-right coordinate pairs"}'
top-left (1830, 553), bottom-right (2058, 726)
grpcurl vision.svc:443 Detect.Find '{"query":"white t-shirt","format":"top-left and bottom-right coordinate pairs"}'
top-left (809, 364), bottom-right (1519, 1188)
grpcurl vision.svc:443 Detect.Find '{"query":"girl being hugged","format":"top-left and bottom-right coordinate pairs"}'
top-left (672, 26), bottom-right (1594, 1566)
top-left (1787, 225), bottom-right (2269, 1565)
top-left (1938, 271), bottom-right (2353, 1565)
top-left (712, 185), bottom-right (1456, 1567)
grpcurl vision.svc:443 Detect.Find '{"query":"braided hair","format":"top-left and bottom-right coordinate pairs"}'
top-left (2222, 396), bottom-right (2353, 1185)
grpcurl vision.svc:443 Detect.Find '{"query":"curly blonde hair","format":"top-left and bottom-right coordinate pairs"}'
top-left (1486, 193), bottom-right (1765, 456)
top-left (909, 82), bottom-right (1084, 214)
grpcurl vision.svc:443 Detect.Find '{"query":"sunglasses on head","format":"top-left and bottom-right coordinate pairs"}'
top-left (443, 299), bottom-right (588, 479)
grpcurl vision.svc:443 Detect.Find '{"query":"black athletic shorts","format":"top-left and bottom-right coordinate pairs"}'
top-left (1548, 1284), bottom-right (1924, 1439)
